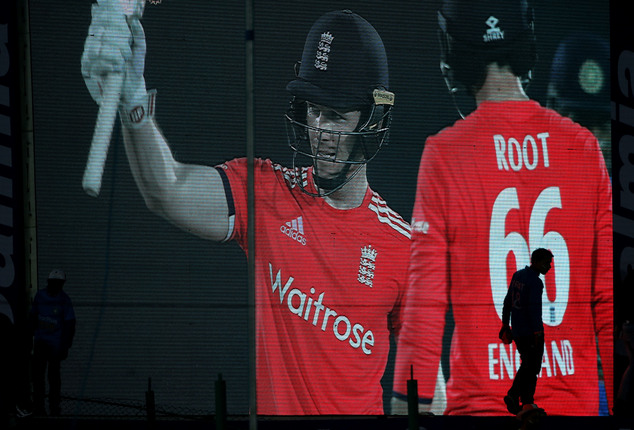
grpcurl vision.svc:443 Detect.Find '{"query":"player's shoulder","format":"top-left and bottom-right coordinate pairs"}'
top-left (366, 190), bottom-right (411, 241)
top-left (433, 101), bottom-right (595, 141)
top-left (425, 110), bottom-right (484, 150)
top-left (267, 161), bottom-right (307, 191)
top-left (539, 106), bottom-right (596, 140)
top-left (517, 265), bottom-right (532, 275)
top-left (427, 118), bottom-right (464, 144)
top-left (219, 157), bottom-right (290, 173)
top-left (230, 157), bottom-right (304, 190)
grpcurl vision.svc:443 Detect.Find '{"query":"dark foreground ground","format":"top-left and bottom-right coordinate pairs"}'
top-left (3, 414), bottom-right (634, 430)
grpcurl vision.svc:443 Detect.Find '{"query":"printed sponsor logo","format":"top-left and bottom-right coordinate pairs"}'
top-left (269, 264), bottom-right (375, 355)
top-left (483, 16), bottom-right (504, 42)
top-left (280, 216), bottom-right (307, 245)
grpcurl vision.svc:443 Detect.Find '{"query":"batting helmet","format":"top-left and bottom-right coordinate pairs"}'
top-left (438, 0), bottom-right (536, 94)
top-left (285, 10), bottom-right (394, 196)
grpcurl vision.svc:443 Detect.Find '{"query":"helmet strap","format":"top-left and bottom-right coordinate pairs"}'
top-left (312, 162), bottom-right (353, 192)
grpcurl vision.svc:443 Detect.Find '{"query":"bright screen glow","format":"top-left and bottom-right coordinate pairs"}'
top-left (28, 0), bottom-right (612, 417)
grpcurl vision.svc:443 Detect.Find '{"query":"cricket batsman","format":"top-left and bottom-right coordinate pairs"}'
top-left (81, 6), bottom-right (411, 415)
top-left (392, 0), bottom-right (612, 416)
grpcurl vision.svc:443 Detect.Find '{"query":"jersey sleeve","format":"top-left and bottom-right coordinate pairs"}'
top-left (214, 158), bottom-right (276, 249)
top-left (214, 158), bottom-right (247, 246)
top-left (388, 247), bottom-right (410, 340)
top-left (587, 132), bottom-right (613, 411)
top-left (393, 137), bottom-right (449, 403)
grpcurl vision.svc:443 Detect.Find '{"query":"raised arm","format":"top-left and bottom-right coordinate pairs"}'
top-left (81, 3), bottom-right (230, 241)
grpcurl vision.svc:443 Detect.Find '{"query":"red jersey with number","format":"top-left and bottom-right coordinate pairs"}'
top-left (393, 101), bottom-right (612, 415)
top-left (216, 158), bottom-right (411, 415)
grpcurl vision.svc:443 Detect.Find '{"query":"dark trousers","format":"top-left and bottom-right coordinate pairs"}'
top-left (32, 341), bottom-right (62, 414)
top-left (508, 333), bottom-right (544, 405)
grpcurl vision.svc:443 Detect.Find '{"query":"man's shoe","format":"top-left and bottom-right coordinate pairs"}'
top-left (521, 403), bottom-right (539, 411)
top-left (516, 403), bottom-right (546, 421)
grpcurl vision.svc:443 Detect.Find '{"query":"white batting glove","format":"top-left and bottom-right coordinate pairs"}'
top-left (81, 3), bottom-right (154, 128)
top-left (118, 18), bottom-right (156, 128)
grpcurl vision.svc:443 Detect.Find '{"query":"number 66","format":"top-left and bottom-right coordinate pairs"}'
top-left (489, 187), bottom-right (570, 327)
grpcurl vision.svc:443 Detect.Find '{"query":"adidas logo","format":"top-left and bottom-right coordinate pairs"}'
top-left (280, 216), bottom-right (307, 245)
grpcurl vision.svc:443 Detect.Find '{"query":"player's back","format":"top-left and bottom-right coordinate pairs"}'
top-left (420, 99), bottom-right (611, 415)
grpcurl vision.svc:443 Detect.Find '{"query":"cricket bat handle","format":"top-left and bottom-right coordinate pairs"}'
top-left (83, 72), bottom-right (124, 197)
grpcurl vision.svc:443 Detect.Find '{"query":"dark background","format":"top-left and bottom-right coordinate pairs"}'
top-left (28, 0), bottom-right (608, 415)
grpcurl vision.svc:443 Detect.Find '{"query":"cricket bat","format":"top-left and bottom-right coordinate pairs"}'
top-left (82, 0), bottom-right (145, 197)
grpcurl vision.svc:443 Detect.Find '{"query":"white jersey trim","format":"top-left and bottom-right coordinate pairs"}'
top-left (368, 194), bottom-right (411, 239)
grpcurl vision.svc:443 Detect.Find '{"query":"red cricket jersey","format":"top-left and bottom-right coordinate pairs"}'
top-left (393, 101), bottom-right (612, 415)
top-left (217, 158), bottom-right (411, 415)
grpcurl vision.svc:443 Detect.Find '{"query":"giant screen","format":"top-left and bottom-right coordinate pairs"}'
top-left (25, 0), bottom-right (614, 417)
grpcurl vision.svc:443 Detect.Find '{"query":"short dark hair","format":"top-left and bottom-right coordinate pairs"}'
top-left (531, 248), bottom-right (553, 263)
